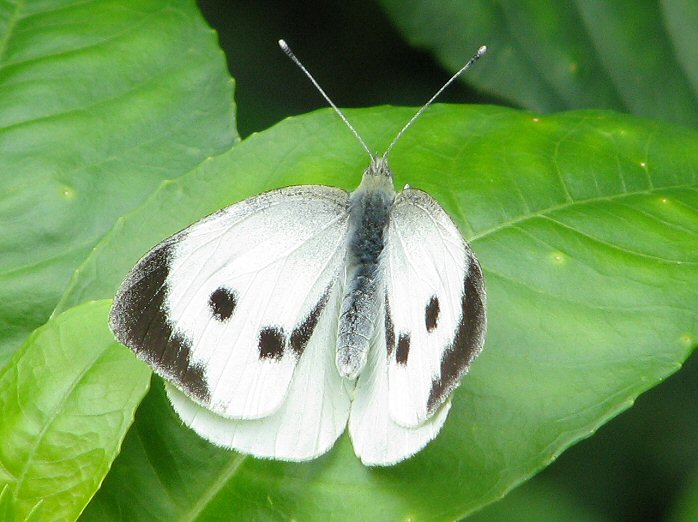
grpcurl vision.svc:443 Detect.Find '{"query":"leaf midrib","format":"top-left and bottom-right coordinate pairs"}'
top-left (178, 454), bottom-right (247, 521)
top-left (11, 326), bottom-right (111, 500)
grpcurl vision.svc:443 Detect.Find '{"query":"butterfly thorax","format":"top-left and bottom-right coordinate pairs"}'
top-left (336, 157), bottom-right (396, 380)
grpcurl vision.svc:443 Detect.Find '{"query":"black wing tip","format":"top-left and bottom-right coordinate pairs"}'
top-left (427, 259), bottom-right (487, 413)
top-left (108, 241), bottom-right (212, 404)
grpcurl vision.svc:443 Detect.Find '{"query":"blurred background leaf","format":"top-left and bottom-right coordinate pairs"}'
top-left (198, 0), bottom-right (698, 135)
top-left (379, 0), bottom-right (698, 127)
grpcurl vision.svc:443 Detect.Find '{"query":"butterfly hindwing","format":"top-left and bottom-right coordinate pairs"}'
top-left (349, 296), bottom-right (452, 466)
top-left (383, 188), bottom-right (487, 428)
top-left (110, 185), bottom-right (350, 420)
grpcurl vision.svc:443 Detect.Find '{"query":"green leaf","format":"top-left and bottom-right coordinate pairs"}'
top-left (61, 104), bottom-right (698, 520)
top-left (0, 485), bottom-right (43, 522)
top-left (379, 0), bottom-right (698, 127)
top-left (0, 300), bottom-right (150, 521)
top-left (0, 0), bottom-right (237, 365)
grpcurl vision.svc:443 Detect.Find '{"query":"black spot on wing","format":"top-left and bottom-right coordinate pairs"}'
top-left (425, 295), bottom-right (440, 332)
top-left (209, 287), bottom-right (237, 321)
top-left (259, 327), bottom-right (286, 361)
top-left (290, 287), bottom-right (331, 357)
top-left (109, 242), bottom-right (210, 403)
top-left (427, 260), bottom-right (486, 414)
top-left (385, 293), bottom-right (395, 356)
top-left (395, 333), bottom-right (411, 365)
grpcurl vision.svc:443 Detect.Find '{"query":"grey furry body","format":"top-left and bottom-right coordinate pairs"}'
top-left (336, 158), bottom-right (395, 379)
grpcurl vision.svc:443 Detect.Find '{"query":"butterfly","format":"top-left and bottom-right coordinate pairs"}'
top-left (109, 41), bottom-right (487, 466)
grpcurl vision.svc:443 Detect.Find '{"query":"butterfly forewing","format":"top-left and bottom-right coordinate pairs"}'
top-left (383, 188), bottom-right (487, 428)
top-left (110, 185), bottom-right (350, 421)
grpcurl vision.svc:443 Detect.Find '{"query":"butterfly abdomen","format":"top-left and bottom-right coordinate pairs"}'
top-left (336, 162), bottom-right (395, 380)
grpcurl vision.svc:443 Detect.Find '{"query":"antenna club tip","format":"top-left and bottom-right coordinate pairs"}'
top-left (477, 45), bottom-right (487, 56)
top-left (278, 39), bottom-right (288, 50)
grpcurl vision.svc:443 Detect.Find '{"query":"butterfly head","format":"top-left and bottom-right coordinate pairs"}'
top-left (352, 156), bottom-right (396, 197)
top-left (368, 155), bottom-right (393, 179)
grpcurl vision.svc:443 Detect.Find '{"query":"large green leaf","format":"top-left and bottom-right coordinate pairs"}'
top-left (0, 0), bottom-right (237, 364)
top-left (0, 300), bottom-right (150, 521)
top-left (52, 105), bottom-right (697, 520)
top-left (379, 0), bottom-right (698, 128)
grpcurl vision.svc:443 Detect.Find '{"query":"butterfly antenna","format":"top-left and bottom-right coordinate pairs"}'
top-left (383, 45), bottom-right (487, 159)
top-left (279, 39), bottom-right (373, 159)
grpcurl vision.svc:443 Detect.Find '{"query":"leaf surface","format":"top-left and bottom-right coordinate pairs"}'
top-left (0, 301), bottom-right (150, 521)
top-left (379, 0), bottom-right (698, 127)
top-left (59, 105), bottom-right (698, 520)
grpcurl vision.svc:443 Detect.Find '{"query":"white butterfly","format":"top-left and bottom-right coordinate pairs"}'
top-left (109, 41), bottom-right (487, 466)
